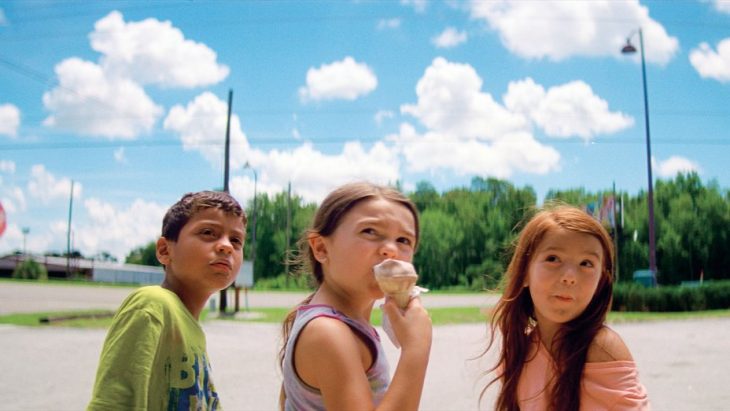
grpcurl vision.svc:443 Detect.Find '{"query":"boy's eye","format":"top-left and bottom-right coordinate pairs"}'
top-left (581, 260), bottom-right (595, 268)
top-left (545, 255), bottom-right (559, 262)
top-left (397, 237), bottom-right (413, 246)
top-left (361, 228), bottom-right (377, 235)
top-left (200, 228), bottom-right (217, 237)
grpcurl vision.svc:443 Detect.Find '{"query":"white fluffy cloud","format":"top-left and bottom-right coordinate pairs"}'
top-left (228, 141), bottom-right (401, 204)
top-left (0, 104), bottom-right (20, 137)
top-left (258, 142), bottom-right (400, 202)
top-left (432, 27), bottom-right (468, 48)
top-left (401, 57), bottom-right (527, 140)
top-left (504, 78), bottom-right (634, 140)
top-left (78, 197), bottom-right (167, 260)
top-left (42, 11), bottom-right (227, 139)
top-left (689, 39), bottom-right (730, 82)
top-left (43, 58), bottom-right (163, 139)
top-left (27, 165), bottom-right (82, 205)
top-left (299, 57), bottom-right (378, 102)
top-left (655, 156), bottom-right (701, 178)
top-left (164, 91), bottom-right (252, 170)
top-left (391, 123), bottom-right (560, 178)
top-left (469, 0), bottom-right (678, 64)
top-left (398, 57), bottom-right (630, 178)
top-left (91, 11), bottom-right (229, 88)
top-left (164, 93), bottom-right (401, 204)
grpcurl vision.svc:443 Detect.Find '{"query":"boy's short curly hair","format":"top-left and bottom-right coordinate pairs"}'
top-left (161, 191), bottom-right (247, 241)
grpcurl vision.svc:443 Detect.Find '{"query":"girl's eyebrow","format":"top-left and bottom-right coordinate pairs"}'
top-left (540, 245), bottom-right (601, 259)
top-left (355, 218), bottom-right (416, 238)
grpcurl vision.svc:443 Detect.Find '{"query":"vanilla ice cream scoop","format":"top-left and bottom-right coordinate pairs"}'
top-left (373, 259), bottom-right (418, 309)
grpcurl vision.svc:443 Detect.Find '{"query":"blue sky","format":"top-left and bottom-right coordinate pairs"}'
top-left (1, 0), bottom-right (729, 261)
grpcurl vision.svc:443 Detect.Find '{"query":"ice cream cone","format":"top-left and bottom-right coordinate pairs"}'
top-left (373, 259), bottom-right (418, 309)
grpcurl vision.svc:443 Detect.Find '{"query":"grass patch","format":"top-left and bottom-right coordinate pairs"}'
top-left (3, 306), bottom-right (729, 328)
top-left (607, 309), bottom-right (730, 322)
top-left (0, 277), bottom-right (140, 289)
top-left (219, 306), bottom-right (489, 326)
top-left (0, 310), bottom-right (116, 328)
top-left (0, 308), bottom-right (211, 329)
top-left (216, 307), bottom-right (291, 323)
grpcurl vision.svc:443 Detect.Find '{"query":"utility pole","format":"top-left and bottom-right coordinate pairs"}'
top-left (66, 180), bottom-right (74, 277)
top-left (220, 89), bottom-right (233, 314)
top-left (285, 181), bottom-right (291, 287)
top-left (612, 181), bottom-right (619, 282)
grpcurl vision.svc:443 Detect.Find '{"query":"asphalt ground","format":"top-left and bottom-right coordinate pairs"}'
top-left (1, 282), bottom-right (728, 410)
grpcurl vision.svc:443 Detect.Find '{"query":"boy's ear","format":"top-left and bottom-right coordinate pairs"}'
top-left (308, 234), bottom-right (328, 263)
top-left (156, 237), bottom-right (171, 266)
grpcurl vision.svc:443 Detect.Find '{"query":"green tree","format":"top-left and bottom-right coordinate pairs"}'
top-left (654, 172), bottom-right (730, 283)
top-left (412, 181), bottom-right (439, 211)
top-left (125, 242), bottom-right (161, 266)
top-left (414, 209), bottom-right (464, 289)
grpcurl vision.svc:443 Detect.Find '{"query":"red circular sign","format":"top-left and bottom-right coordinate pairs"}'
top-left (0, 201), bottom-right (6, 238)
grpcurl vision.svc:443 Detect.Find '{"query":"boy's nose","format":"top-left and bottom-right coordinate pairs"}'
top-left (379, 241), bottom-right (398, 259)
top-left (217, 239), bottom-right (234, 254)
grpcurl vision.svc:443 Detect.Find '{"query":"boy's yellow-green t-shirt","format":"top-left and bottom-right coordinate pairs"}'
top-left (88, 285), bottom-right (221, 410)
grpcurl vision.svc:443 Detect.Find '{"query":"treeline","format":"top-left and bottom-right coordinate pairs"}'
top-left (125, 172), bottom-right (730, 290)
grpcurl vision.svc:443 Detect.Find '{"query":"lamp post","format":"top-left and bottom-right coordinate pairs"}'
top-left (21, 227), bottom-right (29, 256)
top-left (621, 28), bottom-right (658, 284)
top-left (243, 162), bottom-right (258, 284)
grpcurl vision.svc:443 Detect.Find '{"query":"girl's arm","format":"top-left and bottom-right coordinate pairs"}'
top-left (378, 297), bottom-right (432, 411)
top-left (295, 316), bottom-right (382, 409)
top-left (587, 327), bottom-right (634, 362)
top-left (585, 327), bottom-right (650, 410)
top-left (294, 298), bottom-right (432, 411)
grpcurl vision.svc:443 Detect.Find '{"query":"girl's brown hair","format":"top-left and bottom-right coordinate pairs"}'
top-left (277, 181), bottom-right (420, 409)
top-left (482, 204), bottom-right (614, 411)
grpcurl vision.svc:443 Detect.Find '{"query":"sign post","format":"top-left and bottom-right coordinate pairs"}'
top-left (235, 261), bottom-right (254, 312)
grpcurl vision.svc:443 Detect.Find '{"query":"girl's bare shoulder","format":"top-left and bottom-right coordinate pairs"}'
top-left (587, 326), bottom-right (634, 363)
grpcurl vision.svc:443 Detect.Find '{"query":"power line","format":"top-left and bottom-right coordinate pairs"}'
top-left (1, 135), bottom-right (728, 152)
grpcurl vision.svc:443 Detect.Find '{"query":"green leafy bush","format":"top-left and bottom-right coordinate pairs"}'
top-left (613, 280), bottom-right (730, 312)
top-left (12, 260), bottom-right (48, 281)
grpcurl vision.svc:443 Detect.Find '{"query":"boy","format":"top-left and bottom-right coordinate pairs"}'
top-left (88, 191), bottom-right (247, 410)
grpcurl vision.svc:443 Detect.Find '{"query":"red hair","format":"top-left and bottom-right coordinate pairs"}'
top-left (482, 204), bottom-right (614, 411)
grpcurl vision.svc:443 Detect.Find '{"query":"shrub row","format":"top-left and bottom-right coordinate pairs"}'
top-left (612, 280), bottom-right (730, 312)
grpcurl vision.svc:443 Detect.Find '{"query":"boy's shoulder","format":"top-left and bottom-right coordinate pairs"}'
top-left (587, 326), bottom-right (634, 363)
top-left (122, 286), bottom-right (179, 311)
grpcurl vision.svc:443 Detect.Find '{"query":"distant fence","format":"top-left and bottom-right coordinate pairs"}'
top-left (92, 264), bottom-right (164, 284)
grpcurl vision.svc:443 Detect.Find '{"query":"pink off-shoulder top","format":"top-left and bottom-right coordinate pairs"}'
top-left (517, 338), bottom-right (650, 410)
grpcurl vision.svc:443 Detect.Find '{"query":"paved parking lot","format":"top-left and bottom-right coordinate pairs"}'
top-left (1, 282), bottom-right (728, 410)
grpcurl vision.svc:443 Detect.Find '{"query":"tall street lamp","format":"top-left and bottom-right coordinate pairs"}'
top-left (243, 162), bottom-right (258, 283)
top-left (621, 28), bottom-right (658, 284)
top-left (22, 227), bottom-right (30, 256)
